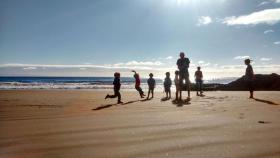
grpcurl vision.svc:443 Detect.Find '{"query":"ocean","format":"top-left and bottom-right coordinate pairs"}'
top-left (0, 76), bottom-right (236, 90)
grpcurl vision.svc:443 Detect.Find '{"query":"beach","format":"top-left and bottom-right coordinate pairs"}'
top-left (0, 90), bottom-right (280, 158)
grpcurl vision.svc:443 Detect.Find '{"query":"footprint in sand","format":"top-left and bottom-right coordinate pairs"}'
top-left (239, 113), bottom-right (245, 119)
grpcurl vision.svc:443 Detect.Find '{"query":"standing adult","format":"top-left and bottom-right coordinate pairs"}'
top-left (176, 52), bottom-right (191, 101)
top-left (244, 59), bottom-right (254, 98)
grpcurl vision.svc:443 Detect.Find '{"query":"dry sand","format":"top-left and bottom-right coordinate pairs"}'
top-left (0, 90), bottom-right (279, 158)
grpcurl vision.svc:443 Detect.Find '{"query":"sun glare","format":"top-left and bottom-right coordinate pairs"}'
top-left (176, 0), bottom-right (190, 5)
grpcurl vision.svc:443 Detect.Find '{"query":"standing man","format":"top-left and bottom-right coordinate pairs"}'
top-left (176, 52), bottom-right (191, 101)
top-left (244, 59), bottom-right (254, 98)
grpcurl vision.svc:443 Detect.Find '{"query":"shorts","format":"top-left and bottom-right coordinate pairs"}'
top-left (165, 87), bottom-right (171, 92)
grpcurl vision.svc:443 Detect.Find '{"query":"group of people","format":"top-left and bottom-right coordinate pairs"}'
top-left (105, 52), bottom-right (255, 104)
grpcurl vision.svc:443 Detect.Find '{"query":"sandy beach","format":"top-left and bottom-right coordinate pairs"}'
top-left (0, 90), bottom-right (279, 158)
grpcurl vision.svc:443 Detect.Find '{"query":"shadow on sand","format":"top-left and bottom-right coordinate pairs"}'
top-left (172, 99), bottom-right (191, 107)
top-left (254, 98), bottom-right (279, 105)
top-left (161, 97), bottom-right (171, 102)
top-left (92, 100), bottom-right (140, 111)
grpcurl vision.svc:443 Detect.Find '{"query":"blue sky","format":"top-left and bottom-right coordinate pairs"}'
top-left (0, 0), bottom-right (280, 79)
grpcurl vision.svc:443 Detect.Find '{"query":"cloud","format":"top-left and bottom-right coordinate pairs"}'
top-left (197, 16), bottom-right (212, 26)
top-left (274, 41), bottom-right (280, 44)
top-left (264, 29), bottom-right (274, 34)
top-left (258, 1), bottom-right (270, 6)
top-left (1, 63), bottom-right (280, 79)
top-left (234, 56), bottom-right (250, 60)
top-left (223, 8), bottom-right (280, 26)
top-left (23, 67), bottom-right (37, 70)
top-left (258, 0), bottom-right (280, 6)
top-left (198, 61), bottom-right (205, 64)
top-left (197, 61), bottom-right (211, 67)
top-left (0, 61), bottom-right (163, 71)
top-left (165, 56), bottom-right (173, 60)
top-left (123, 60), bottom-right (162, 66)
top-left (260, 58), bottom-right (272, 61)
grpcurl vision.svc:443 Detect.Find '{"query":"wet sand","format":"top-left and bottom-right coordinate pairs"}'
top-left (0, 90), bottom-right (280, 158)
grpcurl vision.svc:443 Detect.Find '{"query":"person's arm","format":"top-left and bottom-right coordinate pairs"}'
top-left (186, 58), bottom-right (190, 68)
top-left (177, 59), bottom-right (181, 69)
top-left (250, 66), bottom-right (254, 79)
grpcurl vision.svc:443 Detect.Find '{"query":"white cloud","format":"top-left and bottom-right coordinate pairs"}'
top-left (234, 56), bottom-right (250, 60)
top-left (258, 0), bottom-right (280, 6)
top-left (264, 29), bottom-right (274, 34)
top-left (23, 67), bottom-right (37, 70)
top-left (258, 1), bottom-right (270, 6)
top-left (197, 61), bottom-right (211, 67)
top-left (223, 8), bottom-right (280, 26)
top-left (260, 58), bottom-right (272, 61)
top-left (197, 16), bottom-right (212, 26)
top-left (0, 61), bottom-right (163, 71)
top-left (198, 61), bottom-right (205, 64)
top-left (274, 41), bottom-right (280, 44)
top-left (165, 56), bottom-right (173, 60)
top-left (124, 60), bottom-right (162, 66)
top-left (1, 63), bottom-right (280, 79)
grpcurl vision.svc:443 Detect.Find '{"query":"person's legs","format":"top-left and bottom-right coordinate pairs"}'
top-left (116, 90), bottom-right (123, 103)
top-left (168, 90), bottom-right (171, 99)
top-left (147, 89), bottom-right (151, 99)
top-left (196, 81), bottom-right (199, 96)
top-left (248, 81), bottom-right (254, 98)
top-left (185, 76), bottom-right (190, 99)
top-left (199, 81), bottom-right (203, 95)
top-left (107, 93), bottom-right (117, 98)
top-left (106, 89), bottom-right (121, 102)
top-left (151, 89), bottom-right (154, 98)
top-left (136, 86), bottom-right (145, 98)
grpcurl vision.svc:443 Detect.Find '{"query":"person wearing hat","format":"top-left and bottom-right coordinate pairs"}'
top-left (244, 59), bottom-right (254, 98)
top-left (105, 72), bottom-right (123, 104)
top-left (195, 66), bottom-right (203, 96)
top-left (147, 73), bottom-right (156, 99)
top-left (176, 52), bottom-right (191, 101)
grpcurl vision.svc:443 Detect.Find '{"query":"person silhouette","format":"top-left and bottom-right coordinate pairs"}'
top-left (244, 59), bottom-right (254, 98)
top-left (195, 66), bottom-right (203, 96)
top-left (176, 52), bottom-right (191, 101)
top-left (164, 72), bottom-right (172, 99)
top-left (147, 73), bottom-right (156, 99)
top-left (132, 70), bottom-right (145, 98)
top-left (105, 72), bottom-right (123, 104)
top-left (174, 70), bottom-right (181, 101)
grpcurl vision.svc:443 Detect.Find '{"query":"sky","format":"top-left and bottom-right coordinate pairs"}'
top-left (0, 0), bottom-right (280, 79)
